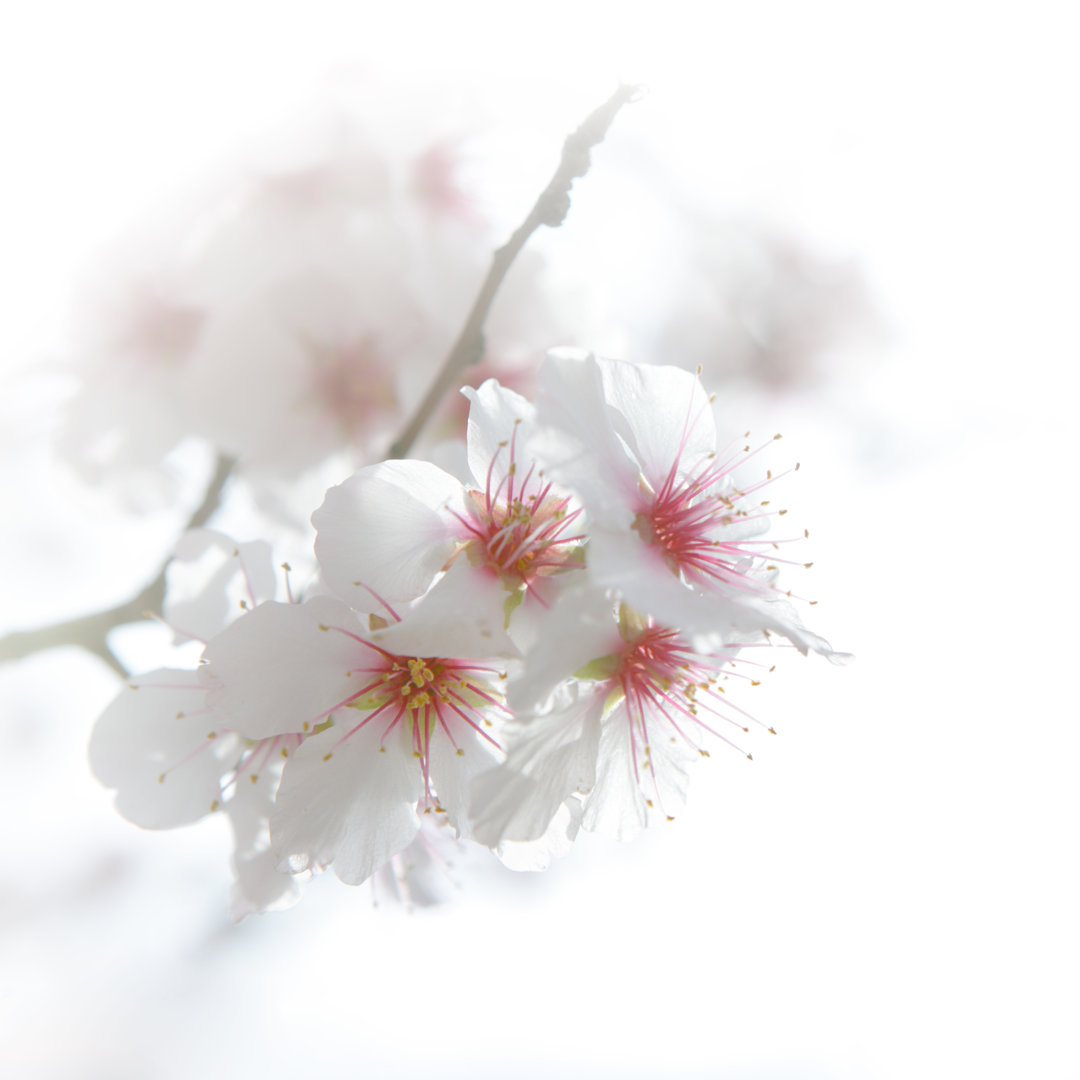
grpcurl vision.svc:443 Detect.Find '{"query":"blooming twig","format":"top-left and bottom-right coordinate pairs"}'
top-left (387, 84), bottom-right (640, 460)
top-left (0, 454), bottom-right (234, 676)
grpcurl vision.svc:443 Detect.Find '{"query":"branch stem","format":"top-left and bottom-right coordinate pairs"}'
top-left (0, 454), bottom-right (234, 675)
top-left (387, 84), bottom-right (639, 459)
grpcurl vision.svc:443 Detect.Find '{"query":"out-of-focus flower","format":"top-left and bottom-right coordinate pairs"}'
top-left (653, 218), bottom-right (878, 389)
top-left (58, 101), bottom-right (569, 500)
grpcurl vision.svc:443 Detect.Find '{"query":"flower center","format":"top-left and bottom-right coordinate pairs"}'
top-left (633, 446), bottom-right (779, 599)
top-left (582, 608), bottom-right (765, 807)
top-left (319, 629), bottom-right (507, 804)
top-left (454, 422), bottom-right (584, 597)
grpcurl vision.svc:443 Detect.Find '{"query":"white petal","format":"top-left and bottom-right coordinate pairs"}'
top-left (535, 349), bottom-right (641, 519)
top-left (495, 800), bottom-right (582, 871)
top-left (88, 669), bottom-right (236, 829)
top-left (579, 714), bottom-right (650, 840)
top-left (271, 722), bottom-right (423, 886)
top-left (506, 581), bottom-right (619, 713)
top-left (313, 458), bottom-right (468, 605)
top-left (582, 708), bottom-right (697, 840)
top-left (165, 528), bottom-right (278, 643)
top-left (229, 849), bottom-right (303, 921)
top-left (595, 355), bottom-right (716, 492)
top-left (427, 721), bottom-right (501, 840)
top-left (369, 558), bottom-right (519, 660)
top-left (201, 595), bottom-right (370, 738)
top-left (471, 684), bottom-right (603, 846)
top-left (227, 766), bottom-right (303, 921)
top-left (461, 378), bottom-right (537, 491)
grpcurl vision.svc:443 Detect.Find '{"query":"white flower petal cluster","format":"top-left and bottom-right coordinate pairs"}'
top-left (90, 356), bottom-right (845, 915)
top-left (59, 103), bottom-right (571, 500)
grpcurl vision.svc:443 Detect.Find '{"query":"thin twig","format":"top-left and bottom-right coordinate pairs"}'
top-left (387, 84), bottom-right (640, 460)
top-left (0, 454), bottom-right (235, 676)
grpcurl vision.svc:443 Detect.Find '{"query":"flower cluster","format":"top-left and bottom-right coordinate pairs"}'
top-left (90, 351), bottom-right (845, 916)
top-left (60, 99), bottom-right (573, 504)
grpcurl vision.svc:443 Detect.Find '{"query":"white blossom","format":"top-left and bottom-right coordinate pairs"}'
top-left (472, 592), bottom-right (763, 848)
top-left (534, 350), bottom-right (843, 656)
top-left (201, 591), bottom-right (509, 888)
top-left (313, 379), bottom-right (585, 640)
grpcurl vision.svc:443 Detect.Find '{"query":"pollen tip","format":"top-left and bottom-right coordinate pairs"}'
top-left (249, 774), bottom-right (258, 784)
top-left (773, 433), bottom-right (782, 440)
top-left (666, 815), bottom-right (676, 821)
top-left (282, 561), bottom-right (292, 571)
top-left (699, 749), bottom-right (710, 758)
top-left (805, 562), bottom-right (814, 569)
top-left (768, 727), bottom-right (777, 735)
top-left (157, 773), bottom-right (166, 784)
top-left (322, 752), bottom-right (333, 762)
top-left (645, 799), bottom-right (654, 808)
top-left (795, 462), bottom-right (801, 470)
top-left (318, 623), bottom-right (329, 631)
top-left (210, 800), bottom-right (219, 812)
top-left (751, 680), bottom-right (761, 686)
top-left (746, 753), bottom-right (753, 760)
top-left (456, 748), bottom-right (465, 757)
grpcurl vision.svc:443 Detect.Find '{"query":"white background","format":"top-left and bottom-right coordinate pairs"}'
top-left (1, 3), bottom-right (1078, 1078)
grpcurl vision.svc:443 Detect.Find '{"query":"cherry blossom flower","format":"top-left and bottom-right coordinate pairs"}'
top-left (200, 591), bottom-right (510, 888)
top-left (89, 535), bottom-right (312, 915)
top-left (313, 378), bottom-right (585, 641)
top-left (534, 350), bottom-right (842, 656)
top-left (472, 591), bottom-right (765, 846)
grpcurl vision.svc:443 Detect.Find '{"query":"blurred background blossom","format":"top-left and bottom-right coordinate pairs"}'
top-left (1, 2), bottom-right (1077, 1078)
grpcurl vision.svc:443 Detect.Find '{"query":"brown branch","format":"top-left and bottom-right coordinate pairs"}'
top-left (387, 84), bottom-right (641, 460)
top-left (0, 453), bottom-right (235, 676)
